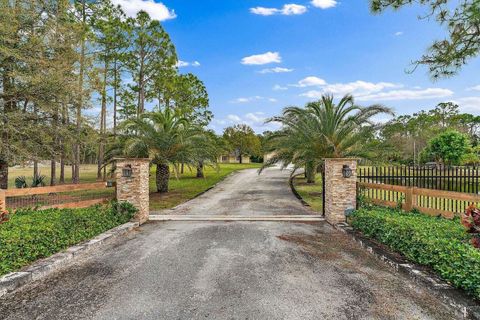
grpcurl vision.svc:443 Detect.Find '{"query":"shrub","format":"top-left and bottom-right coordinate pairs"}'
top-left (462, 205), bottom-right (480, 248)
top-left (351, 207), bottom-right (480, 300)
top-left (0, 201), bottom-right (137, 276)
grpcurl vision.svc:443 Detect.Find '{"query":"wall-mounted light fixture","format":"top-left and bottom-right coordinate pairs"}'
top-left (122, 165), bottom-right (133, 178)
top-left (342, 165), bottom-right (352, 178)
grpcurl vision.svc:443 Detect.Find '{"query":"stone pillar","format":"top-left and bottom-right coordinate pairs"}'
top-left (115, 158), bottom-right (150, 224)
top-left (324, 158), bottom-right (357, 225)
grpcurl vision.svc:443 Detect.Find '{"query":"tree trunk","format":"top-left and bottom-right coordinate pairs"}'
top-left (156, 163), bottom-right (170, 193)
top-left (181, 163), bottom-right (184, 174)
top-left (59, 155), bottom-right (65, 184)
top-left (73, 0), bottom-right (87, 184)
top-left (239, 155), bottom-right (243, 164)
top-left (33, 160), bottom-right (38, 178)
top-left (50, 159), bottom-right (56, 186)
top-left (305, 161), bottom-right (316, 184)
top-left (97, 59), bottom-right (108, 181)
top-left (113, 58), bottom-right (118, 136)
top-left (196, 161), bottom-right (204, 178)
top-left (0, 160), bottom-right (8, 190)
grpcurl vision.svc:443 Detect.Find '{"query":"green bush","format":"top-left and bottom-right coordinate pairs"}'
top-left (351, 207), bottom-right (480, 300)
top-left (0, 201), bottom-right (137, 276)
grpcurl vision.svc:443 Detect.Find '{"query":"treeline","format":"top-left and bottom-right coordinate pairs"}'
top-left (374, 102), bottom-right (480, 165)
top-left (0, 1), bottom-right (216, 190)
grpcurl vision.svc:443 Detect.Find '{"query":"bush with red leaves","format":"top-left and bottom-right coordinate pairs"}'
top-left (462, 204), bottom-right (480, 248)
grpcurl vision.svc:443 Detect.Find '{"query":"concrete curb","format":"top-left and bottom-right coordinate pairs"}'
top-left (335, 223), bottom-right (480, 320)
top-left (0, 221), bottom-right (139, 299)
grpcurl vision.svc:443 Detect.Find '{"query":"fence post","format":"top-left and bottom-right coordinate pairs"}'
top-left (0, 190), bottom-right (5, 212)
top-left (403, 187), bottom-right (414, 211)
top-left (115, 158), bottom-right (150, 224)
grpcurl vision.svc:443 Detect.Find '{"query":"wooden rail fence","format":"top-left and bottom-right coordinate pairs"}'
top-left (0, 182), bottom-right (114, 211)
top-left (357, 181), bottom-right (480, 219)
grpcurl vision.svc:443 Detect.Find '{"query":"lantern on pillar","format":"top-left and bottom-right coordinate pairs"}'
top-left (122, 165), bottom-right (133, 178)
top-left (342, 165), bottom-right (352, 178)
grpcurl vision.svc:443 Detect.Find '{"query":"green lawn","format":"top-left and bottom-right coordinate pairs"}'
top-left (8, 164), bottom-right (102, 188)
top-left (293, 174), bottom-right (323, 213)
top-left (8, 163), bottom-right (262, 211)
top-left (149, 163), bottom-right (261, 210)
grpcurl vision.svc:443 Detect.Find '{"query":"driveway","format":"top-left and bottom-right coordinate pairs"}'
top-left (0, 168), bottom-right (458, 319)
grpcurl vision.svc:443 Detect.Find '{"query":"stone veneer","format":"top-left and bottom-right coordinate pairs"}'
top-left (324, 158), bottom-right (357, 225)
top-left (115, 158), bottom-right (150, 224)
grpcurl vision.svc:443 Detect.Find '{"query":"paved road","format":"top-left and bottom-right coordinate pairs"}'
top-left (1, 168), bottom-right (458, 320)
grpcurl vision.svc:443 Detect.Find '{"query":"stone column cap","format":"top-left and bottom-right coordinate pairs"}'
top-left (113, 158), bottom-right (151, 162)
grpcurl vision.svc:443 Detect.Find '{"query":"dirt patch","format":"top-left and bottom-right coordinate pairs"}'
top-left (277, 233), bottom-right (343, 260)
top-left (149, 191), bottom-right (183, 201)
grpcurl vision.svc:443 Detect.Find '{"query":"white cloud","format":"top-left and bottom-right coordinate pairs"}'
top-left (111, 0), bottom-right (176, 21)
top-left (217, 112), bottom-right (281, 133)
top-left (456, 97), bottom-right (480, 113)
top-left (356, 88), bottom-right (454, 101)
top-left (394, 31), bottom-right (403, 36)
top-left (282, 4), bottom-right (308, 15)
top-left (311, 0), bottom-right (337, 9)
top-left (176, 60), bottom-right (201, 68)
top-left (250, 4), bottom-right (307, 16)
top-left (230, 96), bottom-right (277, 103)
top-left (300, 87), bottom-right (453, 101)
top-left (323, 81), bottom-right (400, 96)
top-left (273, 84), bottom-right (288, 91)
top-left (245, 112), bottom-right (265, 123)
top-left (227, 114), bottom-right (242, 122)
top-left (250, 7), bottom-right (278, 16)
top-left (259, 67), bottom-right (294, 74)
top-left (296, 77), bottom-right (452, 102)
top-left (295, 76), bottom-right (327, 87)
top-left (467, 85), bottom-right (480, 91)
top-left (241, 52), bottom-right (282, 65)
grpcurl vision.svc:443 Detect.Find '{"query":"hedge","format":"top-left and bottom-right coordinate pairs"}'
top-left (351, 207), bottom-right (480, 300)
top-left (0, 201), bottom-right (137, 276)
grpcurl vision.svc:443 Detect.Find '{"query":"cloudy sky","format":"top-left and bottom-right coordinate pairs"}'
top-left (113, 0), bottom-right (480, 133)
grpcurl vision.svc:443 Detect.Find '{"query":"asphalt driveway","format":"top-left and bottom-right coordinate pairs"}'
top-left (0, 168), bottom-right (458, 319)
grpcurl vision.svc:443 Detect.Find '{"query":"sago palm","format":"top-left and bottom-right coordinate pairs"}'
top-left (263, 94), bottom-right (393, 183)
top-left (117, 107), bottom-right (194, 193)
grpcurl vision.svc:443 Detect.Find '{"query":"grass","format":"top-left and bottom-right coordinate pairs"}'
top-left (149, 163), bottom-right (261, 210)
top-left (293, 173), bottom-right (323, 213)
top-left (9, 163), bottom-right (262, 211)
top-left (8, 164), bottom-right (102, 188)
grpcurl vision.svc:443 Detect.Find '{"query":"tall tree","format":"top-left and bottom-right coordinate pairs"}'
top-left (91, 1), bottom-right (128, 180)
top-left (126, 11), bottom-right (177, 117)
top-left (223, 124), bottom-right (261, 164)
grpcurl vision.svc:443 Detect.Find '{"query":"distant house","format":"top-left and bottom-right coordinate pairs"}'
top-left (263, 152), bottom-right (276, 163)
top-left (218, 152), bottom-right (251, 164)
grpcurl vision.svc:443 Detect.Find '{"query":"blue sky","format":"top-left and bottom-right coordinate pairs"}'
top-left (113, 0), bottom-right (480, 133)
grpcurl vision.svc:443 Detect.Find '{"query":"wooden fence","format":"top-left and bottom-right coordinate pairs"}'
top-left (357, 181), bottom-right (480, 218)
top-left (0, 182), bottom-right (115, 211)
top-left (358, 165), bottom-right (480, 194)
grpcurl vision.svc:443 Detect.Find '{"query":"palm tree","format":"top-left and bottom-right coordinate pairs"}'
top-left (263, 94), bottom-right (393, 183)
top-left (117, 107), bottom-right (194, 193)
top-left (187, 129), bottom-right (222, 178)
